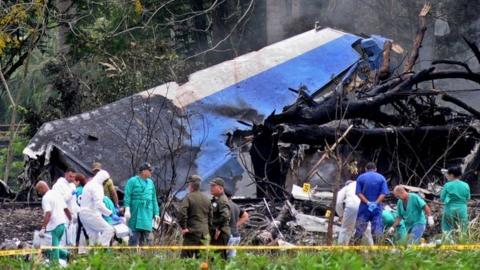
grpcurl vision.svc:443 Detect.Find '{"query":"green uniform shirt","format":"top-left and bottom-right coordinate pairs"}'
top-left (178, 191), bottom-right (212, 238)
top-left (382, 210), bottom-right (407, 242)
top-left (102, 196), bottom-right (117, 225)
top-left (440, 179), bottom-right (470, 206)
top-left (211, 193), bottom-right (231, 235)
top-left (76, 186), bottom-right (84, 205)
top-left (396, 193), bottom-right (426, 230)
top-left (124, 175), bottom-right (160, 232)
top-left (382, 210), bottom-right (396, 227)
top-left (440, 179), bottom-right (470, 232)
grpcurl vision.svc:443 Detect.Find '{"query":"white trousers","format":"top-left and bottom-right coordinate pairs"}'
top-left (227, 236), bottom-right (241, 258)
top-left (338, 204), bottom-right (373, 245)
top-left (60, 222), bottom-right (78, 246)
top-left (79, 209), bottom-right (114, 247)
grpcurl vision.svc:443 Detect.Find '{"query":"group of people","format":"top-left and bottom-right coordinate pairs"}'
top-left (178, 176), bottom-right (249, 259)
top-left (35, 162), bottom-right (160, 263)
top-left (34, 159), bottom-right (472, 263)
top-left (336, 162), bottom-right (471, 245)
top-left (34, 162), bottom-right (249, 264)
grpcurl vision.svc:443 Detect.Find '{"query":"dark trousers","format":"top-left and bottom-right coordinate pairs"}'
top-left (181, 233), bottom-right (206, 258)
top-left (129, 230), bottom-right (152, 246)
top-left (210, 232), bottom-right (229, 260)
top-left (76, 214), bottom-right (89, 246)
top-left (353, 204), bottom-right (384, 244)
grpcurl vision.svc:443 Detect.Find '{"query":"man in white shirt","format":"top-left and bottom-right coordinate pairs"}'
top-left (52, 168), bottom-right (78, 246)
top-left (36, 181), bottom-right (72, 263)
top-left (52, 168), bottom-right (78, 214)
top-left (336, 180), bottom-right (373, 245)
top-left (79, 169), bottom-right (115, 246)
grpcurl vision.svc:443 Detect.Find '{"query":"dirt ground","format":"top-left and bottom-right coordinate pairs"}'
top-left (0, 207), bottom-right (43, 244)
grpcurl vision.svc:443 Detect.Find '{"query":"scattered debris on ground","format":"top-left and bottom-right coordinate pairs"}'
top-left (0, 207), bottom-right (42, 248)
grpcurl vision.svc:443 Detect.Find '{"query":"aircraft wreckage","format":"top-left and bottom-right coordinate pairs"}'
top-left (18, 20), bottom-right (480, 201)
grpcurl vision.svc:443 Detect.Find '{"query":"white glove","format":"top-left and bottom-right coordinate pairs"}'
top-left (39, 228), bottom-right (46, 238)
top-left (125, 207), bottom-right (131, 221)
top-left (427, 216), bottom-right (434, 227)
top-left (152, 215), bottom-right (161, 230)
top-left (387, 227), bottom-right (395, 234)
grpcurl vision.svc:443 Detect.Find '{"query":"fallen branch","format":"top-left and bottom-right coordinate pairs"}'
top-left (441, 94), bottom-right (480, 119)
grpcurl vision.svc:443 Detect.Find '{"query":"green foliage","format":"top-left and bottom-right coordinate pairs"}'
top-left (0, 133), bottom-right (28, 185)
top-left (1, 250), bottom-right (480, 269)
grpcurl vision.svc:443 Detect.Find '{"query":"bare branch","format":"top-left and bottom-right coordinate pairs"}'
top-left (403, 3), bottom-right (431, 73)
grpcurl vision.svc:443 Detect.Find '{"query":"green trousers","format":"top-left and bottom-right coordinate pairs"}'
top-left (395, 224), bottom-right (408, 243)
top-left (47, 224), bottom-right (69, 262)
top-left (442, 204), bottom-right (468, 233)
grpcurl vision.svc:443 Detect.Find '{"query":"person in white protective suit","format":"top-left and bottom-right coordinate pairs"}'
top-left (79, 169), bottom-right (115, 246)
top-left (52, 168), bottom-right (78, 245)
top-left (336, 179), bottom-right (374, 245)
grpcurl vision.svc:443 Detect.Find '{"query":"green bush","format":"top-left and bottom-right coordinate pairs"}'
top-left (0, 133), bottom-right (28, 189)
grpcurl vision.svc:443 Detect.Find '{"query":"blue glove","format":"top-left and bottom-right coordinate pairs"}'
top-left (71, 190), bottom-right (77, 196)
top-left (111, 214), bottom-right (121, 222)
top-left (367, 202), bottom-right (378, 212)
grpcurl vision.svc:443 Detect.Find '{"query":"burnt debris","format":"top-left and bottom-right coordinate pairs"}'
top-left (229, 5), bottom-right (480, 197)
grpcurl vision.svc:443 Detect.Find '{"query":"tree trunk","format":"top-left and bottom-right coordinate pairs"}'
top-left (3, 109), bottom-right (17, 184)
top-left (56, 0), bottom-right (75, 55)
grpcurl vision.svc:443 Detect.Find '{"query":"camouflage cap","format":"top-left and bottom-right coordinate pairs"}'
top-left (187, 175), bottom-right (202, 183)
top-left (210, 177), bottom-right (225, 187)
top-left (92, 162), bottom-right (102, 172)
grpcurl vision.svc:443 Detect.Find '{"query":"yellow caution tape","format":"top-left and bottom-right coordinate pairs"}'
top-left (0, 248), bottom-right (41, 257)
top-left (4, 244), bottom-right (480, 257)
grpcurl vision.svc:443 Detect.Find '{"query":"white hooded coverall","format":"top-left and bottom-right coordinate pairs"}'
top-left (336, 181), bottom-right (373, 245)
top-left (79, 170), bottom-right (114, 246)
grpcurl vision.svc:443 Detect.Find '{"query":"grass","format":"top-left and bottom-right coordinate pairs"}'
top-left (1, 249), bottom-right (480, 270)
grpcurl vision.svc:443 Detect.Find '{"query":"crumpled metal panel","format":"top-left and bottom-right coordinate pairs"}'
top-left (23, 84), bottom-right (196, 194)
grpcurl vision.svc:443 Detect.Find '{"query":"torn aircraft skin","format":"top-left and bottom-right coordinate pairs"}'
top-left (23, 27), bottom-right (387, 199)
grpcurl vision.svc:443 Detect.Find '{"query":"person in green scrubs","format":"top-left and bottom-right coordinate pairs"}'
top-left (103, 196), bottom-right (121, 225)
top-left (440, 166), bottom-right (470, 233)
top-left (388, 186), bottom-right (434, 244)
top-left (124, 162), bottom-right (160, 246)
top-left (382, 209), bottom-right (407, 243)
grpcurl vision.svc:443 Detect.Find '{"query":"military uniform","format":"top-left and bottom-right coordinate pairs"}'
top-left (179, 183), bottom-right (212, 258)
top-left (210, 178), bottom-right (231, 259)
